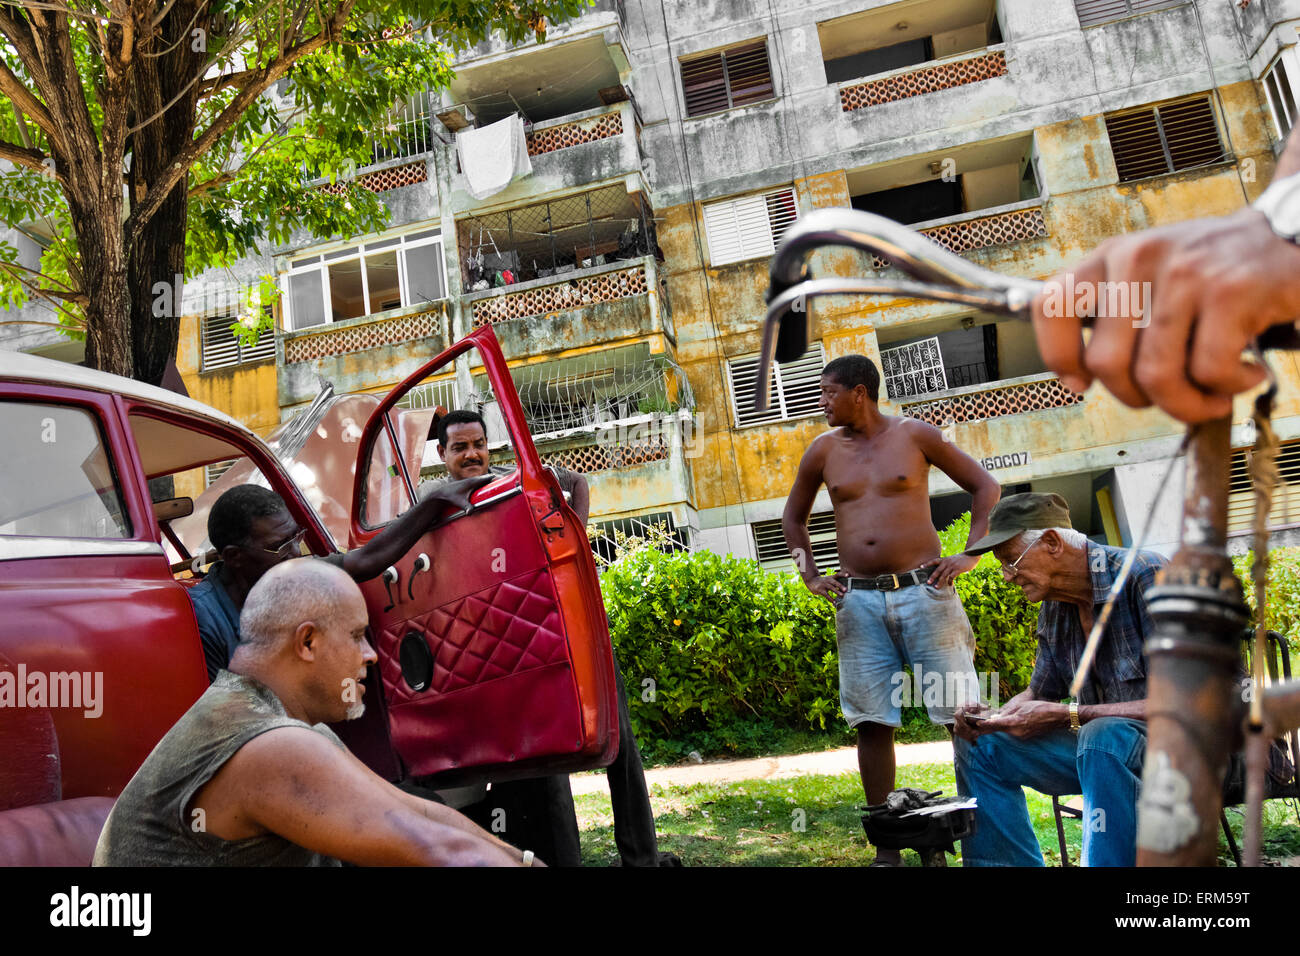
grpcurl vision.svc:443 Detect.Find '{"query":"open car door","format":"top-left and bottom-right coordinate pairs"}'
top-left (350, 326), bottom-right (618, 787)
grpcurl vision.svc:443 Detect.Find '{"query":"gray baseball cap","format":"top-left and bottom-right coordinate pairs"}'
top-left (964, 492), bottom-right (1072, 556)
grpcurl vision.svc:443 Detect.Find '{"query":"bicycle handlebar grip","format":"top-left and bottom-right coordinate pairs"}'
top-left (1259, 321), bottom-right (1300, 351)
top-left (765, 263), bottom-right (812, 363)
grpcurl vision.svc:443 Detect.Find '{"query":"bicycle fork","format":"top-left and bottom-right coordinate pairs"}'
top-left (1137, 418), bottom-right (1246, 866)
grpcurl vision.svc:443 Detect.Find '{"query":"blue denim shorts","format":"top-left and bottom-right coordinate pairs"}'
top-left (834, 581), bottom-right (980, 728)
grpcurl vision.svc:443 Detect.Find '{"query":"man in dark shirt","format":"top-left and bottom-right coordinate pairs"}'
top-left (952, 492), bottom-right (1163, 867)
top-left (189, 478), bottom-right (485, 680)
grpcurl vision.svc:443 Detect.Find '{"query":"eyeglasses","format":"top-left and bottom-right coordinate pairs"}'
top-left (259, 528), bottom-right (309, 559)
top-left (1000, 536), bottom-right (1040, 580)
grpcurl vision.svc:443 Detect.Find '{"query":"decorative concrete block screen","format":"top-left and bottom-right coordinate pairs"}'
top-left (470, 264), bottom-right (648, 327)
top-left (283, 308), bottom-right (443, 364)
top-left (539, 437), bottom-right (670, 474)
top-left (526, 111), bottom-right (624, 157)
top-left (898, 375), bottom-right (1085, 426)
top-left (840, 50), bottom-right (1007, 112)
top-left (317, 160), bottom-right (428, 196)
top-left (870, 206), bottom-right (1046, 269)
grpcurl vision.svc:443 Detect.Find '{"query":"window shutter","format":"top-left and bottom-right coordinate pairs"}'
top-left (201, 313), bottom-right (274, 371)
top-left (205, 459), bottom-right (237, 487)
top-left (752, 512), bottom-right (838, 572)
top-left (729, 342), bottom-right (825, 427)
top-left (734, 194), bottom-right (776, 260)
top-left (728, 354), bottom-right (785, 427)
top-left (1074, 0), bottom-right (1183, 28)
top-left (681, 51), bottom-right (730, 117)
top-left (765, 188), bottom-right (798, 246)
top-left (681, 40), bottom-right (773, 117)
top-left (1104, 109), bottom-right (1169, 182)
top-left (1158, 98), bottom-right (1224, 171)
top-left (703, 186), bottom-right (799, 266)
top-left (724, 41), bottom-right (774, 108)
top-left (776, 347), bottom-right (826, 419)
top-left (1227, 441), bottom-right (1300, 535)
top-left (1265, 58), bottom-right (1297, 139)
top-left (201, 314), bottom-right (241, 371)
top-left (703, 197), bottom-right (753, 266)
top-left (1105, 97), bottom-right (1224, 183)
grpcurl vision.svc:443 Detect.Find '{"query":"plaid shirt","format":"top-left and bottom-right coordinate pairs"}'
top-left (1028, 542), bottom-right (1166, 705)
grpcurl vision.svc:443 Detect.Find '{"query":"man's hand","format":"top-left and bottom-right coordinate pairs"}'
top-left (423, 473), bottom-right (495, 522)
top-left (977, 699), bottom-right (1066, 740)
top-left (805, 574), bottom-right (847, 604)
top-left (1031, 208), bottom-right (1300, 424)
top-left (928, 553), bottom-right (977, 587)
top-left (953, 702), bottom-right (991, 741)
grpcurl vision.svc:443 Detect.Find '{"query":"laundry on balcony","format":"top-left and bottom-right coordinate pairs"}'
top-left (456, 113), bottom-right (533, 200)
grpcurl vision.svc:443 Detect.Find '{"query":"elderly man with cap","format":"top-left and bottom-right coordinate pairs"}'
top-left (952, 492), bottom-right (1166, 867)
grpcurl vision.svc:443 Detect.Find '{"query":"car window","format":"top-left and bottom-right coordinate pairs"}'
top-left (361, 347), bottom-right (518, 529)
top-left (0, 401), bottom-right (132, 538)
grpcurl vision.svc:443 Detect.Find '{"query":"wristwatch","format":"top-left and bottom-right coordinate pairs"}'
top-left (1068, 701), bottom-right (1081, 735)
top-left (1253, 170), bottom-right (1300, 244)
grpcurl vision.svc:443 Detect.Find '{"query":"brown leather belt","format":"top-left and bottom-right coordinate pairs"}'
top-left (843, 565), bottom-right (939, 591)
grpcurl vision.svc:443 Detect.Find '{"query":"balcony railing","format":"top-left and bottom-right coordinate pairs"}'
top-left (840, 44), bottom-right (1008, 112)
top-left (280, 302), bottom-right (447, 365)
top-left (526, 104), bottom-right (626, 158)
top-left (467, 257), bottom-right (651, 328)
top-left (870, 199), bottom-right (1047, 269)
top-left (896, 372), bottom-right (1085, 426)
top-left (316, 157), bottom-right (429, 196)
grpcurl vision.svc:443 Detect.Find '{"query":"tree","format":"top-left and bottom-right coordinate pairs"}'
top-left (0, 0), bottom-right (588, 384)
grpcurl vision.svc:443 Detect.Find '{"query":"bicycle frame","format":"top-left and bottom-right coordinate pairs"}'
top-left (760, 208), bottom-right (1300, 866)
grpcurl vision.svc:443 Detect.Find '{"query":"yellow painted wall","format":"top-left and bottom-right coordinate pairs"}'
top-left (661, 80), bottom-right (1292, 515)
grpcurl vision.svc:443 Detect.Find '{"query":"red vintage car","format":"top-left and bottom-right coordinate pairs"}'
top-left (0, 325), bottom-right (619, 864)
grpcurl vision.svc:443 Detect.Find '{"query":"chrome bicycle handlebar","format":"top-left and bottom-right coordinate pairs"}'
top-left (756, 207), bottom-right (1300, 412)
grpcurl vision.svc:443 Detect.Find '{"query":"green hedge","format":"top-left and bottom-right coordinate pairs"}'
top-left (1232, 547), bottom-right (1300, 647)
top-left (600, 513), bottom-right (1041, 757)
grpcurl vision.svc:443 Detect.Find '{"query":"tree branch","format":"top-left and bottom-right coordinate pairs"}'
top-left (188, 119), bottom-right (306, 198)
top-left (126, 0), bottom-right (357, 241)
top-left (0, 137), bottom-right (52, 175)
top-left (0, 21), bottom-right (64, 149)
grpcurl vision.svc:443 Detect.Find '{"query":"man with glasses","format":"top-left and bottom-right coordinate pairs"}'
top-left (952, 492), bottom-right (1164, 866)
top-left (189, 481), bottom-right (485, 681)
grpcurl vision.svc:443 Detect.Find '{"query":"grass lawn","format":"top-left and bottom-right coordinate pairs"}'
top-left (575, 762), bottom-right (1300, 867)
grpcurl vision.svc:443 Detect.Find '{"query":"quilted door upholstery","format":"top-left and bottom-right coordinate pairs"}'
top-left (363, 482), bottom-right (595, 783)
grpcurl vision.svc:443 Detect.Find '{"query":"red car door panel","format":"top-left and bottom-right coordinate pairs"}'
top-left (352, 327), bottom-right (618, 787)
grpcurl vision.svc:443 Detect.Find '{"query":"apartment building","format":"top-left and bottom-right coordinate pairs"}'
top-left (7, 0), bottom-right (1300, 562)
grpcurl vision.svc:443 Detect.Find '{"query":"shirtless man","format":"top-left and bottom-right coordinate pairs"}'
top-left (783, 354), bottom-right (1000, 865)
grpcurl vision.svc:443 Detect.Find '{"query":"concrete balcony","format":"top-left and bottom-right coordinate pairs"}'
top-left (532, 412), bottom-right (697, 518)
top-left (451, 0), bottom-right (624, 71)
top-left (448, 100), bottom-right (643, 211)
top-left (893, 372), bottom-right (1186, 495)
top-left (276, 301), bottom-right (450, 407)
top-left (869, 198), bottom-right (1048, 269)
top-left (839, 44), bottom-right (1009, 113)
top-left (462, 255), bottom-right (672, 361)
top-left (895, 372), bottom-right (1085, 428)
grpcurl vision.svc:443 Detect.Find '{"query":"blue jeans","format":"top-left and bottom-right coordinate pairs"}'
top-left (953, 717), bottom-right (1146, 867)
top-left (835, 582), bottom-right (979, 728)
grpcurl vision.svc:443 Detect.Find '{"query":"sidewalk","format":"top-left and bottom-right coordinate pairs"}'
top-left (570, 740), bottom-right (954, 796)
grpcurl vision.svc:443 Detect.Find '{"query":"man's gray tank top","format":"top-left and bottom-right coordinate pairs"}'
top-left (93, 670), bottom-right (344, 866)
